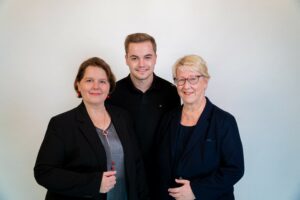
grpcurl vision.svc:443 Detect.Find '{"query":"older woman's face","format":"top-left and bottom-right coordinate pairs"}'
top-left (77, 66), bottom-right (110, 107)
top-left (175, 67), bottom-right (208, 106)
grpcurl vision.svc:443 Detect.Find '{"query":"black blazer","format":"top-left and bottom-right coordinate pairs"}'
top-left (156, 98), bottom-right (244, 200)
top-left (34, 102), bottom-right (148, 200)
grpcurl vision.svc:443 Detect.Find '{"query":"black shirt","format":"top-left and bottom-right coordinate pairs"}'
top-left (173, 124), bottom-right (195, 179)
top-left (106, 74), bottom-right (181, 189)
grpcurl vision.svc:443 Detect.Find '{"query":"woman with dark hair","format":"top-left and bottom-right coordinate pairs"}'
top-left (34, 57), bottom-right (148, 200)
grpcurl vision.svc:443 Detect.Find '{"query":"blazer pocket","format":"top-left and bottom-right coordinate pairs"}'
top-left (202, 139), bottom-right (218, 167)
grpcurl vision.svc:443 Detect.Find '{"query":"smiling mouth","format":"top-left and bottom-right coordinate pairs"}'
top-left (136, 68), bottom-right (148, 72)
top-left (183, 91), bottom-right (193, 95)
top-left (89, 92), bottom-right (101, 95)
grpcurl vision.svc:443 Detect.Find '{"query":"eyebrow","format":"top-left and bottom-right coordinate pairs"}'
top-left (83, 77), bottom-right (107, 80)
top-left (144, 54), bottom-right (153, 57)
top-left (129, 54), bottom-right (153, 58)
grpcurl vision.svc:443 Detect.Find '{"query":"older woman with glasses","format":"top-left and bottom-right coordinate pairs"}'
top-left (155, 55), bottom-right (244, 200)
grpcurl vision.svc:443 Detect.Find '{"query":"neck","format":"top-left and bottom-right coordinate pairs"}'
top-left (84, 102), bottom-right (110, 130)
top-left (130, 74), bottom-right (154, 93)
top-left (181, 97), bottom-right (206, 126)
top-left (84, 101), bottom-right (106, 115)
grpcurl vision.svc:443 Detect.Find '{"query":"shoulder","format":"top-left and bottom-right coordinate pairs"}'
top-left (48, 105), bottom-right (81, 128)
top-left (115, 76), bottom-right (130, 89)
top-left (159, 106), bottom-right (181, 126)
top-left (51, 106), bottom-right (77, 121)
top-left (43, 106), bottom-right (81, 140)
top-left (208, 100), bottom-right (237, 128)
top-left (155, 75), bottom-right (176, 89)
top-left (153, 75), bottom-right (179, 101)
top-left (106, 104), bottom-right (131, 119)
top-left (109, 76), bottom-right (131, 99)
top-left (213, 104), bottom-right (234, 120)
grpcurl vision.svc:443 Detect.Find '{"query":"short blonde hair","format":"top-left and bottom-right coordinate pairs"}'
top-left (172, 55), bottom-right (210, 79)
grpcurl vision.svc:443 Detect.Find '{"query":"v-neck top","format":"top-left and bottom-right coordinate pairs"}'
top-left (96, 123), bottom-right (127, 200)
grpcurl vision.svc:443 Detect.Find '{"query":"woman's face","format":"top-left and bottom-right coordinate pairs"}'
top-left (77, 66), bottom-right (110, 107)
top-left (175, 67), bottom-right (208, 106)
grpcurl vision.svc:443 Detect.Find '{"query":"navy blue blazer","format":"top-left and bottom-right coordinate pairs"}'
top-left (34, 102), bottom-right (148, 200)
top-left (156, 98), bottom-right (244, 200)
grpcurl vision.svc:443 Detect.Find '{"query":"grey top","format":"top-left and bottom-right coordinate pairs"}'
top-left (96, 123), bottom-right (127, 200)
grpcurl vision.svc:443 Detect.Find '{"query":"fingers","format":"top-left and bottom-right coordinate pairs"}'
top-left (100, 171), bottom-right (117, 193)
top-left (168, 187), bottom-right (179, 193)
top-left (168, 185), bottom-right (181, 198)
top-left (168, 179), bottom-right (195, 200)
top-left (175, 178), bottom-right (188, 184)
top-left (103, 170), bottom-right (116, 177)
top-left (168, 179), bottom-right (189, 192)
top-left (169, 191), bottom-right (181, 198)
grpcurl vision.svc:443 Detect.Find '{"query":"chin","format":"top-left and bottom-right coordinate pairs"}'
top-left (182, 98), bottom-right (196, 105)
top-left (136, 74), bottom-right (151, 80)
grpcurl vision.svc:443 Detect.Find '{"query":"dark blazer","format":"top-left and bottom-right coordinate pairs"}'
top-left (156, 98), bottom-right (244, 200)
top-left (34, 102), bottom-right (148, 200)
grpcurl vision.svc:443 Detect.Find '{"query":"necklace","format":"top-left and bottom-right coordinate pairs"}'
top-left (100, 111), bottom-right (115, 170)
top-left (99, 109), bottom-right (111, 131)
top-left (101, 111), bottom-right (110, 143)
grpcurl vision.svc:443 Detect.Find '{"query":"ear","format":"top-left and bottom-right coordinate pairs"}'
top-left (153, 53), bottom-right (157, 65)
top-left (125, 54), bottom-right (129, 65)
top-left (203, 78), bottom-right (209, 90)
top-left (76, 81), bottom-right (81, 91)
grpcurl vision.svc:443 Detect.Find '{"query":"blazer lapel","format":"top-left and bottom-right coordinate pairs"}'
top-left (76, 102), bottom-right (106, 165)
top-left (105, 104), bottom-right (127, 152)
top-left (105, 104), bottom-right (132, 180)
top-left (170, 110), bottom-right (182, 162)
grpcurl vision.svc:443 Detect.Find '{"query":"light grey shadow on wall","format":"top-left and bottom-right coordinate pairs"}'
top-left (0, 191), bottom-right (7, 200)
top-left (292, 184), bottom-right (300, 200)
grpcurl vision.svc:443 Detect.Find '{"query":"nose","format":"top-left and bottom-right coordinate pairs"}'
top-left (182, 79), bottom-right (191, 89)
top-left (138, 58), bottom-right (145, 66)
top-left (92, 81), bottom-right (100, 89)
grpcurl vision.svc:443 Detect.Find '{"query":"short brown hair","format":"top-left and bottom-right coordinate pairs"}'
top-left (124, 33), bottom-right (157, 54)
top-left (74, 57), bottom-right (116, 97)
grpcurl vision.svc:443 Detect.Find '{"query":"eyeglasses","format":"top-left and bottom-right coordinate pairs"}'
top-left (174, 75), bottom-right (204, 86)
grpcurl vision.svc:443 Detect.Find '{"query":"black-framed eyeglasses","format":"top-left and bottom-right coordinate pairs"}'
top-left (174, 75), bottom-right (204, 86)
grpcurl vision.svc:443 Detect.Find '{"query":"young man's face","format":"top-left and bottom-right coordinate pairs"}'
top-left (125, 41), bottom-right (157, 81)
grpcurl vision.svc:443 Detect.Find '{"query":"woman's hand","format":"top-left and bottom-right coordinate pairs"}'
top-left (100, 171), bottom-right (117, 193)
top-left (168, 179), bottom-right (195, 200)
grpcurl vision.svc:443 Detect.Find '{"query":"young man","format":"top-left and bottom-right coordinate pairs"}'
top-left (107, 33), bottom-right (180, 195)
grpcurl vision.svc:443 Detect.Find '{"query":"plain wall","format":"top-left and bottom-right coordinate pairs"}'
top-left (0, 0), bottom-right (299, 199)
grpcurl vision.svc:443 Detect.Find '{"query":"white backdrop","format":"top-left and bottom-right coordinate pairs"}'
top-left (0, 0), bottom-right (300, 199)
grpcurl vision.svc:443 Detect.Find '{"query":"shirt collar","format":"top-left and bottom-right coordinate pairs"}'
top-left (125, 73), bottom-right (160, 93)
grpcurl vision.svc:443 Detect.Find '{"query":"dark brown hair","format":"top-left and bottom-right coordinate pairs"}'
top-left (124, 33), bottom-right (157, 54)
top-left (74, 57), bottom-right (116, 97)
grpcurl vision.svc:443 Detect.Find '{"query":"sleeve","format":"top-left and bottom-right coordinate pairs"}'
top-left (133, 136), bottom-right (150, 200)
top-left (169, 85), bottom-right (181, 110)
top-left (190, 115), bottom-right (244, 199)
top-left (34, 117), bottom-right (102, 198)
top-left (173, 88), bottom-right (181, 108)
top-left (125, 112), bottom-right (150, 200)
